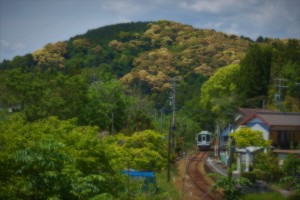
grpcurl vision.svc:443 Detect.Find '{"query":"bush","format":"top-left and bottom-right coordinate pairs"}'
top-left (253, 169), bottom-right (283, 183)
top-left (287, 191), bottom-right (300, 200)
top-left (282, 154), bottom-right (300, 176)
top-left (241, 172), bottom-right (256, 184)
top-left (280, 176), bottom-right (300, 191)
top-left (253, 169), bottom-right (271, 183)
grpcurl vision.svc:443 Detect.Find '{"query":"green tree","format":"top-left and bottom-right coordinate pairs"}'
top-left (125, 130), bottom-right (167, 170)
top-left (200, 63), bottom-right (240, 126)
top-left (238, 44), bottom-right (272, 107)
top-left (230, 127), bottom-right (271, 148)
top-left (124, 130), bottom-right (167, 158)
top-left (0, 68), bottom-right (88, 122)
top-left (103, 130), bottom-right (167, 171)
top-left (83, 79), bottom-right (127, 133)
top-left (11, 54), bottom-right (35, 71)
top-left (72, 38), bottom-right (90, 55)
top-left (122, 95), bottom-right (154, 134)
top-left (0, 114), bottom-right (124, 199)
top-left (0, 68), bottom-right (33, 110)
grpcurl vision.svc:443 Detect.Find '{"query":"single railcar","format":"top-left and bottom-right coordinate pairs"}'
top-left (196, 131), bottom-right (211, 150)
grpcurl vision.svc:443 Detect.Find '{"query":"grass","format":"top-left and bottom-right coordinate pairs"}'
top-left (243, 192), bottom-right (285, 200)
top-left (155, 167), bottom-right (181, 200)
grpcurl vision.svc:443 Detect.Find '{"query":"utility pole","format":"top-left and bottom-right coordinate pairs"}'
top-left (170, 77), bottom-right (176, 150)
top-left (296, 83), bottom-right (300, 108)
top-left (228, 137), bottom-right (236, 177)
top-left (167, 77), bottom-right (176, 182)
top-left (167, 125), bottom-right (171, 182)
top-left (274, 78), bottom-right (288, 111)
top-left (160, 108), bottom-right (164, 132)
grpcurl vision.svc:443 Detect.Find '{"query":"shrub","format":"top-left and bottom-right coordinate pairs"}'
top-left (287, 191), bottom-right (300, 200)
top-left (280, 176), bottom-right (300, 191)
top-left (241, 172), bottom-right (256, 184)
top-left (253, 168), bottom-right (283, 183)
top-left (253, 169), bottom-right (271, 183)
top-left (282, 154), bottom-right (300, 176)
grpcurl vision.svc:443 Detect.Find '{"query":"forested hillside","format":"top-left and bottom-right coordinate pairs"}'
top-left (0, 20), bottom-right (251, 123)
top-left (1, 20), bottom-right (298, 128)
top-left (0, 20), bottom-right (299, 199)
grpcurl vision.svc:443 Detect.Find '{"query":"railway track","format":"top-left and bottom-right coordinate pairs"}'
top-left (183, 151), bottom-right (223, 200)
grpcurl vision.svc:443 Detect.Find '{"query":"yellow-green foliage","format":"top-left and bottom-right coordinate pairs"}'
top-left (108, 40), bottom-right (125, 51)
top-left (0, 114), bottom-right (124, 199)
top-left (121, 20), bottom-right (250, 93)
top-left (33, 41), bottom-right (67, 69)
top-left (72, 38), bottom-right (90, 49)
top-left (231, 127), bottom-right (271, 148)
top-left (103, 130), bottom-right (167, 171)
top-left (200, 63), bottom-right (240, 123)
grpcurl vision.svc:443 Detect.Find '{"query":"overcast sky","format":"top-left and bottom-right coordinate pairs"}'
top-left (1, 0), bottom-right (300, 61)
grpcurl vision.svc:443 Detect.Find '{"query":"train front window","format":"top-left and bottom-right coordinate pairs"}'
top-left (198, 135), bottom-right (202, 142)
top-left (207, 135), bottom-right (211, 142)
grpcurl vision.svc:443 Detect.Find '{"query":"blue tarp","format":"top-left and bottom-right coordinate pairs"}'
top-left (121, 170), bottom-right (155, 178)
top-left (121, 170), bottom-right (157, 193)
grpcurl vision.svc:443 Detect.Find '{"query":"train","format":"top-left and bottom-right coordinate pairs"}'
top-left (196, 131), bottom-right (212, 150)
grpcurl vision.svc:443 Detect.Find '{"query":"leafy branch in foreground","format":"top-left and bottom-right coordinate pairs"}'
top-left (209, 172), bottom-right (251, 200)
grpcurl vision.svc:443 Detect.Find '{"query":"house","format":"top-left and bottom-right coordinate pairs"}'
top-left (219, 108), bottom-right (300, 168)
top-left (220, 108), bottom-right (275, 148)
top-left (220, 108), bottom-right (300, 150)
top-left (240, 111), bottom-right (300, 150)
top-left (233, 108), bottom-right (275, 130)
top-left (240, 111), bottom-right (300, 165)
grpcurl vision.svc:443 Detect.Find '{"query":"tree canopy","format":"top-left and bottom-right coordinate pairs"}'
top-left (200, 63), bottom-right (240, 125)
top-left (230, 127), bottom-right (271, 148)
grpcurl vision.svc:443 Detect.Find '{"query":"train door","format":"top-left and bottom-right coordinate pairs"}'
top-left (202, 134), bottom-right (206, 144)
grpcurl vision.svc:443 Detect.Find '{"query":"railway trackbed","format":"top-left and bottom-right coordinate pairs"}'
top-left (181, 151), bottom-right (223, 200)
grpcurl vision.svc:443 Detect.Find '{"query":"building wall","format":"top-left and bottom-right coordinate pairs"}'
top-left (249, 123), bottom-right (269, 140)
top-left (244, 118), bottom-right (270, 140)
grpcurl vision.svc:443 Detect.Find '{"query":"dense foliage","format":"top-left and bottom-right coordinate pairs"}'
top-left (209, 172), bottom-right (251, 200)
top-left (238, 39), bottom-right (300, 110)
top-left (0, 114), bottom-right (123, 199)
top-left (200, 63), bottom-right (240, 126)
top-left (0, 20), bottom-right (299, 198)
top-left (0, 114), bottom-right (167, 199)
top-left (200, 39), bottom-right (300, 126)
top-left (230, 127), bottom-right (271, 148)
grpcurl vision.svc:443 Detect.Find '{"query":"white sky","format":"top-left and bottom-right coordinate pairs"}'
top-left (1, 0), bottom-right (300, 61)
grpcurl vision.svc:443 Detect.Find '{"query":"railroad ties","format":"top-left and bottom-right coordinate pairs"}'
top-left (182, 151), bottom-right (223, 200)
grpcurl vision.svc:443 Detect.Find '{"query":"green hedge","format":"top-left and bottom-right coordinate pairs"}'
top-left (241, 172), bottom-right (257, 184)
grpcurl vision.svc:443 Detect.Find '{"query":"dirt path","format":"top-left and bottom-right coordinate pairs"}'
top-left (174, 151), bottom-right (223, 200)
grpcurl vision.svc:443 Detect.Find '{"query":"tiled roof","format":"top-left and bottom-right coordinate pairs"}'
top-left (237, 108), bottom-right (275, 117)
top-left (242, 112), bottom-right (300, 127)
top-left (234, 108), bottom-right (275, 125)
